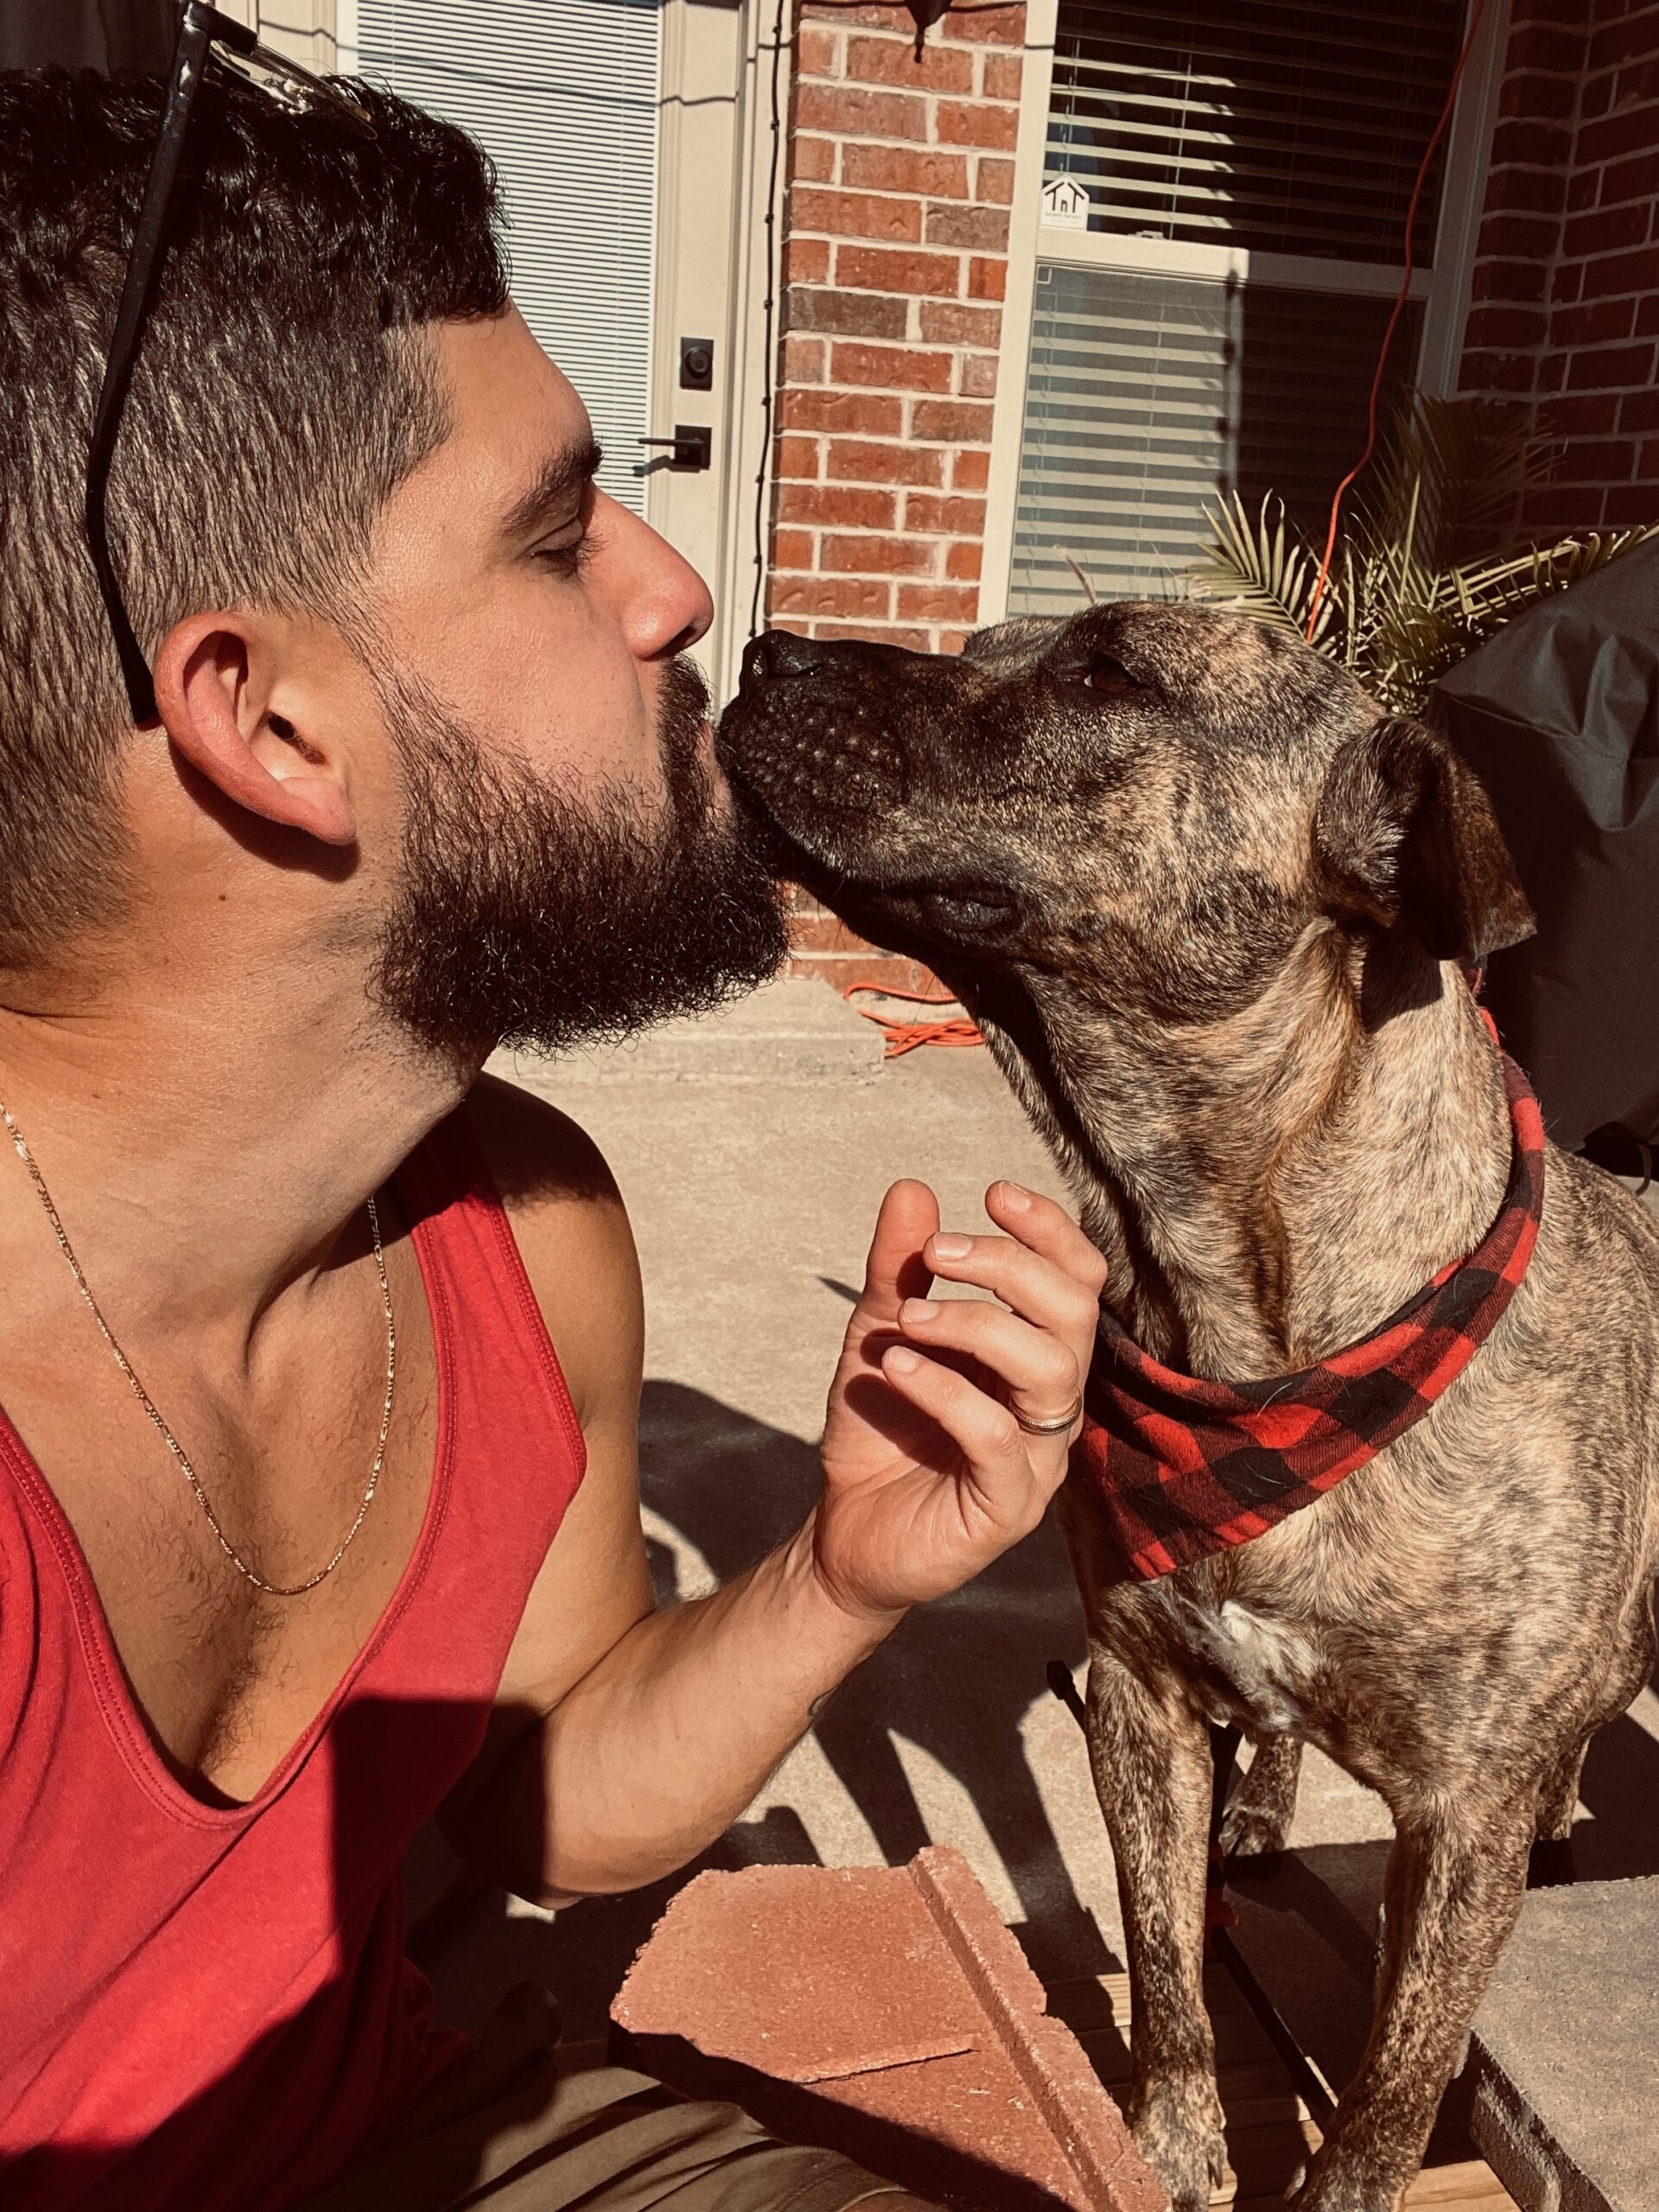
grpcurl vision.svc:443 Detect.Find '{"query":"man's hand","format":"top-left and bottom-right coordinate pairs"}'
top-left (809, 1179), bottom-right (1107, 1621)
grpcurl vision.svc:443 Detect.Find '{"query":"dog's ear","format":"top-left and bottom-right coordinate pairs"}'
top-left (1314, 715), bottom-right (1535, 963)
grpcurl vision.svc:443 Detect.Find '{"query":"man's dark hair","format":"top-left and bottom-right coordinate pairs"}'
top-left (0, 68), bottom-right (508, 963)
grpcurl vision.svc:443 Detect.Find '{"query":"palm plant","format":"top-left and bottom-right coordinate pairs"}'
top-left (1185, 395), bottom-right (1657, 715)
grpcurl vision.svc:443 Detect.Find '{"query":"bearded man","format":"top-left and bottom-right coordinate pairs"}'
top-left (0, 61), bottom-right (1107, 2212)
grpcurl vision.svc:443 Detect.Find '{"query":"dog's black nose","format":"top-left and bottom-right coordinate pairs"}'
top-left (743, 629), bottom-right (836, 687)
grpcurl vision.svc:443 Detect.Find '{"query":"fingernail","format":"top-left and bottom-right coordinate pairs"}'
top-left (931, 1233), bottom-right (971, 1260)
top-left (886, 1344), bottom-right (921, 1374)
top-left (902, 1298), bottom-right (940, 1324)
top-left (997, 1182), bottom-right (1032, 1212)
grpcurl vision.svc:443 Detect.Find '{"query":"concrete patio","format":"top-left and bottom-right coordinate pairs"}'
top-left (411, 977), bottom-right (1659, 2197)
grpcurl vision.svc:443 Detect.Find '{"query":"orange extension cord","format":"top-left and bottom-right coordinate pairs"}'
top-left (844, 984), bottom-right (986, 1058)
top-left (1306, 0), bottom-right (1492, 637)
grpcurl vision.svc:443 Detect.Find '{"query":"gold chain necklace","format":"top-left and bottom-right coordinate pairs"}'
top-left (0, 1098), bottom-right (396, 1599)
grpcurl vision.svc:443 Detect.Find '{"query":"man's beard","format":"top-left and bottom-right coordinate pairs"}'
top-left (372, 655), bottom-right (789, 1060)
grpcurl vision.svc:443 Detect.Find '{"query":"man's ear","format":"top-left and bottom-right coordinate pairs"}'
top-left (151, 613), bottom-right (358, 848)
top-left (1314, 714), bottom-right (1535, 963)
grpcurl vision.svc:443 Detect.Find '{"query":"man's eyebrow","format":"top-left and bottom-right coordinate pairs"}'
top-left (500, 437), bottom-right (604, 541)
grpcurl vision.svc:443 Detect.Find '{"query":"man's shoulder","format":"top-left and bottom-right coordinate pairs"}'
top-left (462, 1073), bottom-right (642, 1429)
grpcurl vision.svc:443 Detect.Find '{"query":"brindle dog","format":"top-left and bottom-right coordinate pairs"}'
top-left (716, 603), bottom-right (1659, 2212)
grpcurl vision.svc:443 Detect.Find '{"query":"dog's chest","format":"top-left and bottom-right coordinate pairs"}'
top-left (1156, 1591), bottom-right (1321, 1733)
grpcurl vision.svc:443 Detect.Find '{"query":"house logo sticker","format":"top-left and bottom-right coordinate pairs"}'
top-left (1042, 176), bottom-right (1090, 231)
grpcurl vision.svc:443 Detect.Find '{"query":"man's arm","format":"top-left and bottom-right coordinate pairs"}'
top-left (442, 1075), bottom-right (1103, 1906)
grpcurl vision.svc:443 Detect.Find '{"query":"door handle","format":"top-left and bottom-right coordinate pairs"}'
top-left (638, 425), bottom-right (712, 472)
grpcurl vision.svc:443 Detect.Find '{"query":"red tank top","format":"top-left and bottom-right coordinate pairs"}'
top-left (0, 1109), bottom-right (587, 2209)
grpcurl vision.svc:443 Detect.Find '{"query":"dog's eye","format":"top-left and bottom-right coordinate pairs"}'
top-left (1081, 653), bottom-right (1140, 695)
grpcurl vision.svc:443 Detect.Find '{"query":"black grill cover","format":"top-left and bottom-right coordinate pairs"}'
top-left (1431, 537), bottom-right (1659, 1150)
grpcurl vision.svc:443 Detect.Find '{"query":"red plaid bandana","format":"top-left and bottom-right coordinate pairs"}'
top-left (1074, 1030), bottom-right (1545, 1582)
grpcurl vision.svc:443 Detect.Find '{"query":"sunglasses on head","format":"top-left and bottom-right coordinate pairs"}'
top-left (86, 3), bottom-right (375, 727)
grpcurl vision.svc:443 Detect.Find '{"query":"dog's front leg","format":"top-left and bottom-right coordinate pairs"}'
top-left (1085, 1650), bottom-right (1227, 2211)
top-left (1294, 1807), bottom-right (1532, 2212)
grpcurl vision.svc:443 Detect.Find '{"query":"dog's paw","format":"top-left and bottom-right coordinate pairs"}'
top-left (1128, 2074), bottom-right (1228, 2212)
top-left (1219, 1798), bottom-right (1291, 1861)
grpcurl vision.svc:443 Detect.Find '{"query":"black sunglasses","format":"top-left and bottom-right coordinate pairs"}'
top-left (86, 3), bottom-right (374, 727)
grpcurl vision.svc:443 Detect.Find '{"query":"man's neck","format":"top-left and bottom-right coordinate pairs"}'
top-left (0, 951), bottom-right (475, 1352)
top-left (969, 934), bottom-right (1512, 1380)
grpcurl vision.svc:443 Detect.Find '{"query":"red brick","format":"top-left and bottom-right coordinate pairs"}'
top-left (788, 951), bottom-right (941, 993)
top-left (924, 201), bottom-right (1011, 250)
top-left (782, 333), bottom-right (827, 384)
top-left (766, 614), bottom-right (813, 638)
top-left (788, 912), bottom-right (872, 955)
top-left (1500, 67), bottom-right (1578, 121)
top-left (1566, 340), bottom-right (1656, 388)
top-left (1579, 102), bottom-right (1659, 166)
top-left (910, 397), bottom-right (996, 441)
top-left (826, 437), bottom-right (946, 486)
top-left (939, 627), bottom-right (972, 654)
top-left (794, 26), bottom-right (842, 79)
top-left (1616, 54), bottom-right (1659, 107)
top-left (821, 531), bottom-right (938, 575)
top-left (1472, 256), bottom-right (1550, 306)
top-left (1577, 69), bottom-right (1616, 123)
top-left (1638, 292), bottom-right (1659, 335)
top-left (784, 236), bottom-right (831, 286)
top-left (807, 622), bottom-right (934, 650)
top-left (769, 575), bottom-right (893, 621)
top-left (836, 242), bottom-right (963, 296)
top-left (801, 1), bottom-right (904, 24)
top-left (1491, 117), bottom-right (1574, 169)
top-left (1599, 483), bottom-right (1659, 524)
top-left (1638, 437), bottom-right (1659, 476)
top-left (1551, 259), bottom-right (1585, 303)
top-left (1587, 10), bottom-right (1658, 68)
top-left (1563, 437), bottom-right (1638, 480)
top-left (1541, 392), bottom-right (1621, 435)
top-left (772, 528), bottom-right (815, 570)
top-left (1567, 167), bottom-right (1600, 216)
top-left (945, 539), bottom-right (984, 582)
top-left (1509, 20), bottom-right (1588, 72)
top-left (935, 99), bottom-right (1020, 150)
top-left (830, 340), bottom-right (954, 390)
top-left (789, 185), bottom-right (922, 243)
top-left (1458, 349), bottom-right (1539, 396)
top-left (897, 582), bottom-right (981, 621)
top-left (789, 134), bottom-right (838, 185)
top-left (785, 284), bottom-right (909, 340)
top-left (967, 255), bottom-right (1007, 302)
top-left (841, 143), bottom-right (969, 198)
top-left (779, 388), bottom-right (905, 435)
top-left (1465, 302), bottom-right (1550, 348)
top-left (904, 492), bottom-right (987, 533)
top-left (775, 433), bottom-right (821, 480)
top-left (778, 481), bottom-right (899, 529)
top-left (959, 351), bottom-right (1000, 397)
top-left (1482, 162), bottom-right (1568, 216)
top-left (1599, 149), bottom-right (1659, 207)
top-left (976, 156), bottom-right (1015, 206)
top-left (952, 448), bottom-right (991, 491)
top-left (1618, 385), bottom-right (1659, 430)
top-left (1551, 296), bottom-right (1638, 346)
top-left (1578, 245), bottom-right (1659, 298)
top-left (982, 51), bottom-right (1022, 99)
top-left (1478, 209), bottom-right (1560, 258)
top-left (1537, 348), bottom-right (1567, 392)
top-left (1564, 201), bottom-right (1652, 256)
top-left (794, 82), bottom-right (927, 143)
top-left (918, 298), bottom-right (1002, 346)
top-left (1516, 488), bottom-right (1598, 535)
top-left (939, 7), bottom-right (1026, 45)
top-left (845, 32), bottom-right (974, 92)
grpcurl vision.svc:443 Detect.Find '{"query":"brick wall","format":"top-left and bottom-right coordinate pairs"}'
top-left (769, 0), bottom-right (1026, 992)
top-left (1460, 0), bottom-right (1659, 535)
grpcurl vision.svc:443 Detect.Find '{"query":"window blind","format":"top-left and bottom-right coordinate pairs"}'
top-left (1007, 264), bottom-right (1419, 615)
top-left (1047, 0), bottom-right (1466, 264)
top-left (355, 0), bottom-right (663, 516)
